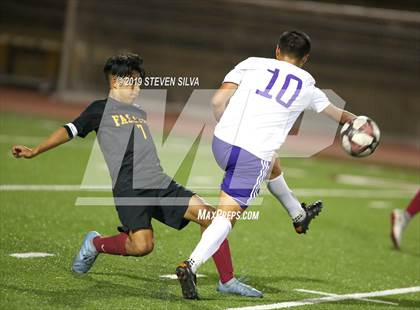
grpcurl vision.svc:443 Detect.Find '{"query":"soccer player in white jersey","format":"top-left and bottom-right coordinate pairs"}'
top-left (176, 30), bottom-right (357, 299)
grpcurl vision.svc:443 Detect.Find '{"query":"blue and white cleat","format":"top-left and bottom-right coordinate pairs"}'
top-left (72, 231), bottom-right (100, 273)
top-left (217, 278), bottom-right (263, 297)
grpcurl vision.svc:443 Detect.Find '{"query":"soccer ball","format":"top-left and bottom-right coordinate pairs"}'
top-left (340, 116), bottom-right (380, 157)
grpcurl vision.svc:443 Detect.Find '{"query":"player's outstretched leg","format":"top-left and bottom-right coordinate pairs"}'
top-left (293, 201), bottom-right (323, 234)
top-left (176, 260), bottom-right (199, 299)
top-left (72, 231), bottom-right (100, 273)
top-left (217, 278), bottom-right (262, 297)
top-left (267, 160), bottom-right (323, 234)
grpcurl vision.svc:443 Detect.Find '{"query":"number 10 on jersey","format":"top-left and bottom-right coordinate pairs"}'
top-left (256, 68), bottom-right (302, 108)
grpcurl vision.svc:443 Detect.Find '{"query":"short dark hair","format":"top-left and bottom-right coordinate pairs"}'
top-left (277, 30), bottom-right (311, 59)
top-left (103, 53), bottom-right (145, 82)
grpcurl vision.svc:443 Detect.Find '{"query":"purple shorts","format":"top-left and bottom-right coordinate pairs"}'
top-left (212, 136), bottom-right (271, 208)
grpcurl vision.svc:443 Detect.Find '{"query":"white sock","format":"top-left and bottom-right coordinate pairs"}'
top-left (188, 215), bottom-right (232, 273)
top-left (267, 173), bottom-right (306, 222)
top-left (403, 210), bottom-right (412, 223)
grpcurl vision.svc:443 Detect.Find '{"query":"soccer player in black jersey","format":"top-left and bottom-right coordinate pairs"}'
top-left (11, 53), bottom-right (262, 298)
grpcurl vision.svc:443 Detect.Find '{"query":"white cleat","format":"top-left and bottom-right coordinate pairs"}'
top-left (391, 209), bottom-right (409, 249)
top-left (72, 231), bottom-right (100, 273)
top-left (217, 278), bottom-right (263, 298)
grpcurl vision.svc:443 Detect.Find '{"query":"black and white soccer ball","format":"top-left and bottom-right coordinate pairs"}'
top-left (340, 116), bottom-right (380, 157)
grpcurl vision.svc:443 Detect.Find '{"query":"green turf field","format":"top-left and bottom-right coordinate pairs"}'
top-left (0, 112), bottom-right (419, 309)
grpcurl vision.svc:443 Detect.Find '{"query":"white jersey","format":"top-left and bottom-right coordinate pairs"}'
top-left (214, 57), bottom-right (330, 161)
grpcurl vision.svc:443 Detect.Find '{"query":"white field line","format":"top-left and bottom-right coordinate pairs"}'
top-left (368, 200), bottom-right (393, 209)
top-left (227, 286), bottom-right (420, 310)
top-left (292, 188), bottom-right (415, 198)
top-left (74, 197), bottom-right (264, 207)
top-left (336, 174), bottom-right (418, 191)
top-left (0, 185), bottom-right (415, 199)
top-left (159, 274), bottom-right (207, 280)
top-left (0, 185), bottom-right (83, 191)
top-left (284, 168), bottom-right (306, 178)
top-left (295, 288), bottom-right (398, 306)
top-left (10, 252), bottom-right (55, 258)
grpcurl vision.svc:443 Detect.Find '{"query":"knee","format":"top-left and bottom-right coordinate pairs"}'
top-left (200, 207), bottom-right (215, 228)
top-left (185, 196), bottom-right (215, 228)
top-left (130, 239), bottom-right (154, 257)
top-left (269, 161), bottom-right (282, 180)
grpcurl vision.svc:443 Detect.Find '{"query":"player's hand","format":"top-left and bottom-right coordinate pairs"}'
top-left (11, 145), bottom-right (37, 159)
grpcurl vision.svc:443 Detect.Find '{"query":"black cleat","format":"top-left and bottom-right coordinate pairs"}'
top-left (176, 261), bottom-right (199, 300)
top-left (293, 200), bottom-right (323, 234)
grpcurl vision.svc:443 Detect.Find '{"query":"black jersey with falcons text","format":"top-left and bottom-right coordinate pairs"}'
top-left (63, 98), bottom-right (171, 194)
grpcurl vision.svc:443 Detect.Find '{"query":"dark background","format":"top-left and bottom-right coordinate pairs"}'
top-left (0, 0), bottom-right (419, 142)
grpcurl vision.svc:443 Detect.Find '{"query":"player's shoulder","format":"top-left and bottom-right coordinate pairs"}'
top-left (234, 57), bottom-right (276, 70)
top-left (84, 99), bottom-right (107, 113)
top-left (276, 60), bottom-right (315, 84)
top-left (235, 57), bottom-right (315, 84)
top-left (90, 99), bottom-right (107, 108)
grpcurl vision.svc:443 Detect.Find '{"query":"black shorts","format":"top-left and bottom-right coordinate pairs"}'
top-left (113, 180), bottom-right (195, 233)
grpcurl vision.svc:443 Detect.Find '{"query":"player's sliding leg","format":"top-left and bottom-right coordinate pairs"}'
top-left (391, 191), bottom-right (420, 249)
top-left (72, 229), bottom-right (154, 273)
top-left (267, 158), bottom-right (323, 234)
top-left (181, 195), bottom-right (262, 298)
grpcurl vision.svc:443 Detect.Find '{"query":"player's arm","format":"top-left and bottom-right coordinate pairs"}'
top-left (12, 127), bottom-right (71, 159)
top-left (12, 102), bottom-right (101, 159)
top-left (309, 87), bottom-right (356, 125)
top-left (211, 82), bottom-right (238, 121)
top-left (322, 103), bottom-right (356, 126)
